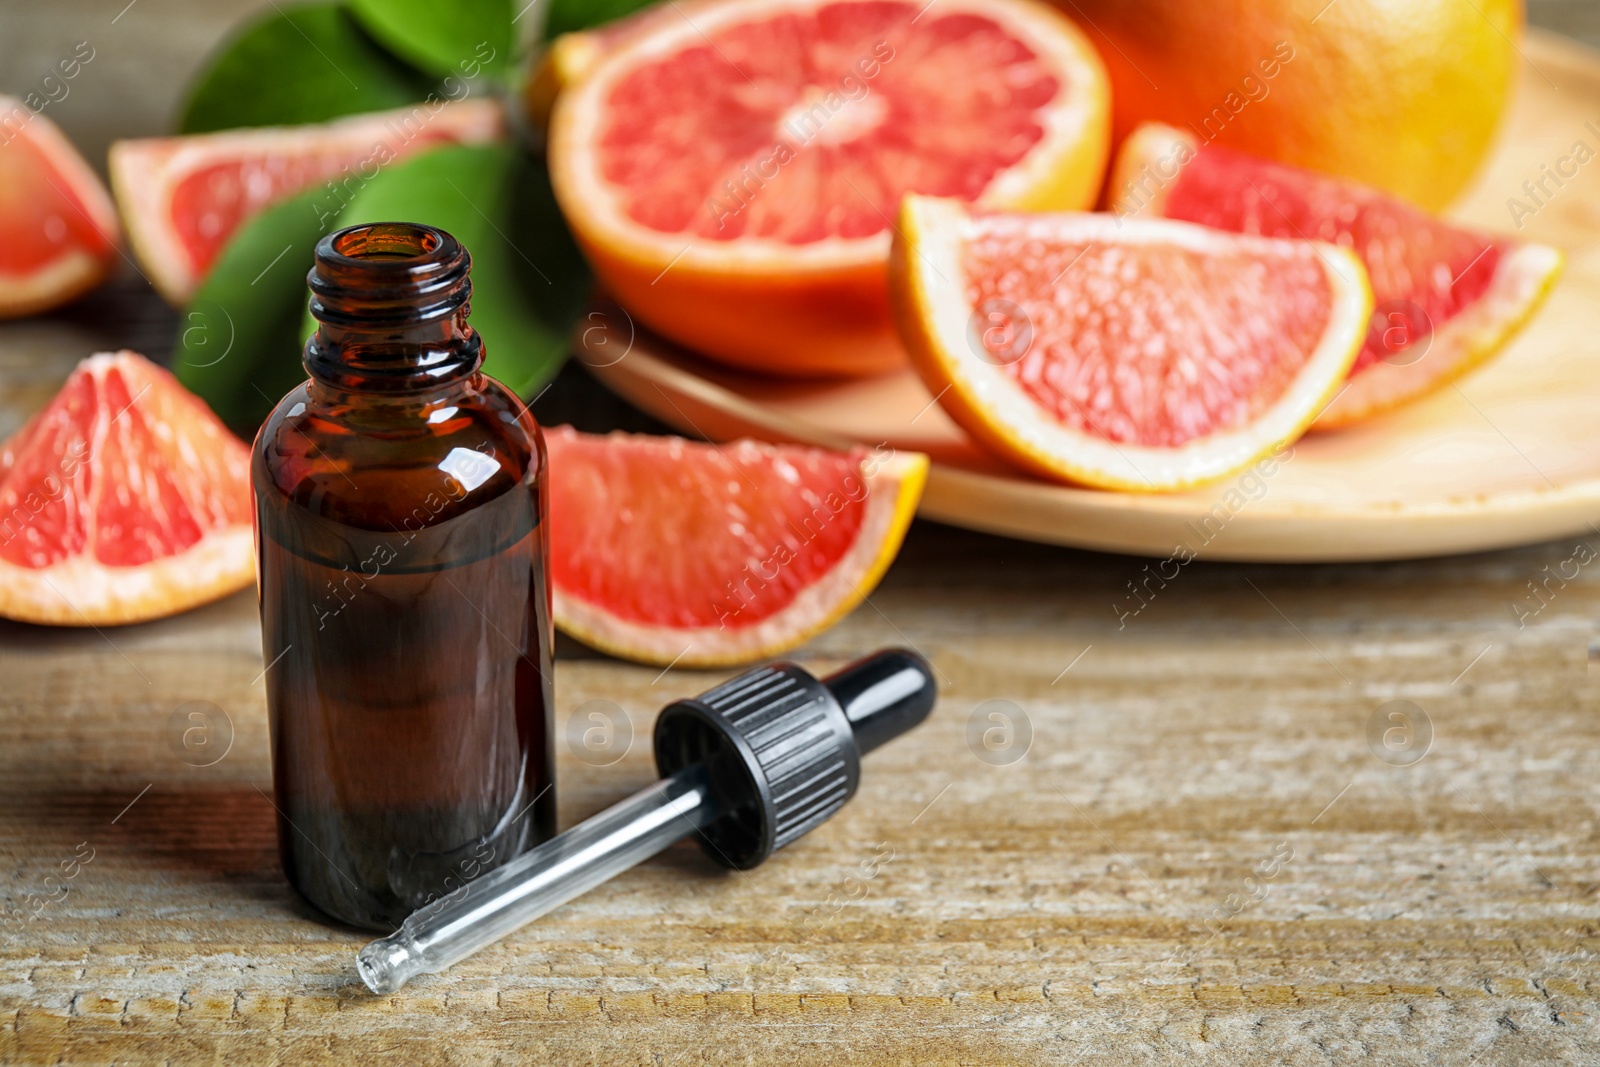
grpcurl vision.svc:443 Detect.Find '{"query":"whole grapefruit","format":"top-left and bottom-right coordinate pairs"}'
top-left (1064, 0), bottom-right (1519, 211)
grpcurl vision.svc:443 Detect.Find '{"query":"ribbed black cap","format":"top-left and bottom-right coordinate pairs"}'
top-left (653, 650), bottom-right (936, 870)
top-left (654, 663), bottom-right (858, 869)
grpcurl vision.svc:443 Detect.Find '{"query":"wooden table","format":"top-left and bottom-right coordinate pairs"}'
top-left (4, 4), bottom-right (1600, 1065)
top-left (3, 499), bottom-right (1598, 1064)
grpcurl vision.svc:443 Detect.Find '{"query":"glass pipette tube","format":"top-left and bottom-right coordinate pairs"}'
top-left (355, 649), bottom-right (939, 995)
top-left (357, 764), bottom-right (716, 994)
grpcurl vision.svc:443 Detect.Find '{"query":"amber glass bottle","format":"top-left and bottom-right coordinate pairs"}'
top-left (252, 222), bottom-right (556, 930)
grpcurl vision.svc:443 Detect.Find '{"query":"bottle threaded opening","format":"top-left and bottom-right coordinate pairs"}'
top-left (309, 222), bottom-right (472, 330)
top-left (330, 223), bottom-right (443, 263)
top-left (305, 222), bottom-right (482, 391)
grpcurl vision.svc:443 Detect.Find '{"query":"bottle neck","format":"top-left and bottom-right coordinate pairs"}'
top-left (304, 223), bottom-right (483, 393)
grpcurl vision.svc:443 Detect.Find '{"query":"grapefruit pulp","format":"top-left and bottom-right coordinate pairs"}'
top-left (522, 1), bottom-right (712, 138)
top-left (110, 98), bottom-right (503, 304)
top-left (890, 196), bottom-right (1371, 491)
top-left (0, 351), bottom-right (254, 626)
top-left (0, 96), bottom-right (121, 319)
top-left (546, 427), bottom-right (927, 667)
top-left (1109, 124), bottom-right (1564, 429)
top-left (548, 0), bottom-right (1109, 377)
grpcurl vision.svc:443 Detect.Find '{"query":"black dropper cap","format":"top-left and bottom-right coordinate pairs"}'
top-left (654, 649), bottom-right (937, 870)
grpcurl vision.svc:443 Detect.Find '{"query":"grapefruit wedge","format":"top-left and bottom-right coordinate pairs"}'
top-left (548, 0), bottom-right (1109, 377)
top-left (110, 98), bottom-right (503, 304)
top-left (890, 196), bottom-right (1371, 491)
top-left (546, 427), bottom-right (927, 667)
top-left (0, 97), bottom-right (121, 319)
top-left (1109, 123), bottom-right (1564, 429)
top-left (0, 351), bottom-right (253, 626)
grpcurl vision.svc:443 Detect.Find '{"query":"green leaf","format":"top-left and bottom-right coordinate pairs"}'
top-left (179, 3), bottom-right (437, 133)
top-left (309, 143), bottom-right (589, 398)
top-left (544, 0), bottom-right (659, 37)
top-left (347, 0), bottom-right (514, 82)
top-left (173, 191), bottom-right (328, 432)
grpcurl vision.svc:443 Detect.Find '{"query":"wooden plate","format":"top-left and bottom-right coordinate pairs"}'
top-left (585, 31), bottom-right (1600, 562)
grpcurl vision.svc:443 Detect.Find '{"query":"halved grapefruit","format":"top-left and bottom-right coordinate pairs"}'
top-left (1108, 123), bottom-right (1564, 429)
top-left (546, 426), bottom-right (927, 667)
top-left (547, 0), bottom-right (1109, 377)
top-left (0, 97), bottom-right (121, 319)
top-left (0, 351), bottom-right (253, 626)
top-left (890, 196), bottom-right (1371, 491)
top-left (110, 98), bottom-right (503, 305)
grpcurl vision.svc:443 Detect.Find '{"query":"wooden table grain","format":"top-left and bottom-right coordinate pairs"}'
top-left (2, 520), bottom-right (1598, 1064)
top-left (3, 3), bottom-right (1600, 1064)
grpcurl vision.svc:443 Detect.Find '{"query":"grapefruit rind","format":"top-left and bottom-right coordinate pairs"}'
top-left (1315, 244), bottom-right (1563, 429)
top-left (1104, 122), bottom-right (1193, 219)
top-left (554, 448), bottom-right (929, 668)
top-left (109, 99), bottom-right (504, 305)
top-left (1073, 0), bottom-right (1518, 213)
top-left (547, 0), bottom-right (1110, 377)
top-left (0, 97), bottom-right (121, 320)
top-left (521, 1), bottom-right (712, 137)
top-left (1108, 122), bottom-right (1567, 430)
top-left (2, 248), bottom-right (110, 323)
top-left (0, 351), bottom-right (254, 627)
top-left (0, 525), bottom-right (254, 627)
top-left (522, 32), bottom-right (603, 139)
top-left (890, 195), bottom-right (1372, 492)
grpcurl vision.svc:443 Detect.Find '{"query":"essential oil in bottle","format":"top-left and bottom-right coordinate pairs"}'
top-left (252, 222), bottom-right (556, 931)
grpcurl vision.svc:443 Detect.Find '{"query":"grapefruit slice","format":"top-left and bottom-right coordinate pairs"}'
top-left (546, 426), bottom-right (927, 667)
top-left (1108, 123), bottom-right (1564, 429)
top-left (548, 0), bottom-right (1109, 377)
top-left (890, 196), bottom-right (1371, 491)
top-left (0, 97), bottom-right (121, 319)
top-left (0, 351), bottom-right (253, 626)
top-left (110, 98), bottom-right (503, 305)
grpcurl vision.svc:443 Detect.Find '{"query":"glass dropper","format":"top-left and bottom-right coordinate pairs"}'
top-left (357, 649), bottom-right (938, 994)
top-left (358, 764), bottom-right (716, 994)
